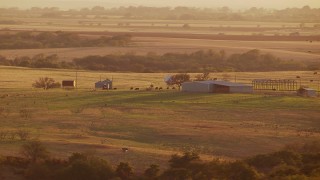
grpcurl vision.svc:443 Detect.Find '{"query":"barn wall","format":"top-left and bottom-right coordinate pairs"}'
top-left (229, 86), bottom-right (253, 93)
top-left (182, 82), bottom-right (210, 92)
top-left (212, 85), bottom-right (230, 93)
top-left (306, 90), bottom-right (317, 97)
top-left (62, 81), bottom-right (75, 87)
top-left (95, 81), bottom-right (112, 89)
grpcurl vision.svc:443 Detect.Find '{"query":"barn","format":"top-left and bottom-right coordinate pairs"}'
top-left (62, 80), bottom-right (76, 88)
top-left (182, 81), bottom-right (253, 93)
top-left (297, 88), bottom-right (317, 97)
top-left (95, 79), bottom-right (113, 90)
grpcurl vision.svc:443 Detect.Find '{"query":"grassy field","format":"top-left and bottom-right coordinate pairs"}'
top-left (0, 66), bottom-right (320, 171)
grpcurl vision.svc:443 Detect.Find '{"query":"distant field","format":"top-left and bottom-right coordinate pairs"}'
top-left (1, 16), bottom-right (319, 63)
top-left (0, 66), bottom-right (320, 171)
top-left (1, 36), bottom-right (320, 62)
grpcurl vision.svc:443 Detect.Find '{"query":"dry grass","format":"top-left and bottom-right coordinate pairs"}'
top-left (0, 66), bottom-right (320, 171)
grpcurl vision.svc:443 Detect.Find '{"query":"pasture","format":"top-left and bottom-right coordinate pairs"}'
top-left (0, 66), bottom-right (320, 171)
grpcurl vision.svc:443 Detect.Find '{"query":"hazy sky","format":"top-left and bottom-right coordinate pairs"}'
top-left (1, 0), bottom-right (320, 9)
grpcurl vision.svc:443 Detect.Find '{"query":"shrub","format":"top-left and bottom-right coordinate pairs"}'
top-left (268, 164), bottom-right (300, 178)
top-left (61, 153), bottom-right (114, 180)
top-left (116, 162), bottom-right (133, 179)
top-left (144, 164), bottom-right (160, 179)
top-left (16, 129), bottom-right (30, 141)
top-left (19, 108), bottom-right (32, 119)
top-left (32, 77), bottom-right (61, 90)
top-left (20, 140), bottom-right (49, 163)
top-left (226, 161), bottom-right (261, 180)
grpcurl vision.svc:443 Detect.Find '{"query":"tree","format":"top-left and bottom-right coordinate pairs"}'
top-left (21, 140), bottom-right (49, 163)
top-left (144, 164), bottom-right (160, 179)
top-left (116, 162), bottom-right (133, 179)
top-left (60, 152), bottom-right (114, 180)
top-left (32, 77), bottom-right (61, 90)
top-left (165, 73), bottom-right (190, 90)
top-left (182, 23), bottom-right (190, 28)
top-left (226, 161), bottom-right (260, 180)
top-left (195, 72), bottom-right (210, 81)
top-left (169, 152), bottom-right (200, 168)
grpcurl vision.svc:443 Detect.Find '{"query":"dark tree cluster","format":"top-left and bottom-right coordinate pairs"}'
top-left (0, 31), bottom-right (132, 49)
top-left (1, 141), bottom-right (320, 180)
top-left (1, 49), bottom-right (319, 72)
top-left (73, 49), bottom-right (318, 72)
top-left (0, 54), bottom-right (74, 69)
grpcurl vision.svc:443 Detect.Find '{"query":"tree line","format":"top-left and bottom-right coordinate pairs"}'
top-left (0, 31), bottom-right (132, 49)
top-left (0, 49), bottom-right (319, 72)
top-left (0, 140), bottom-right (319, 179)
top-left (1, 6), bottom-right (320, 23)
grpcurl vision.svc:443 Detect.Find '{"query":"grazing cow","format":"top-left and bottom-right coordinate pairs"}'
top-left (130, 87), bottom-right (134, 90)
top-left (135, 88), bottom-right (139, 90)
top-left (122, 148), bottom-right (129, 152)
top-left (159, 87), bottom-right (163, 90)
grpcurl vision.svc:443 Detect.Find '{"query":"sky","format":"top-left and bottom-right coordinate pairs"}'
top-left (1, 0), bottom-right (320, 9)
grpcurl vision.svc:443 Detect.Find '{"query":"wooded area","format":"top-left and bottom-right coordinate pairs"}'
top-left (1, 49), bottom-right (318, 72)
top-left (0, 32), bottom-right (132, 49)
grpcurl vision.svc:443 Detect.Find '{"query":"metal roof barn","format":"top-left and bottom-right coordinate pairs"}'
top-left (95, 80), bottom-right (113, 90)
top-left (297, 88), bottom-right (317, 97)
top-left (182, 81), bottom-right (253, 93)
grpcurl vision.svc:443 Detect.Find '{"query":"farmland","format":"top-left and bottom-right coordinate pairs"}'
top-left (0, 5), bottom-right (320, 177)
top-left (1, 66), bottom-right (320, 171)
top-left (1, 12), bottom-right (320, 62)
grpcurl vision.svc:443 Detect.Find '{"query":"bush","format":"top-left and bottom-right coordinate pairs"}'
top-left (16, 129), bottom-right (30, 141)
top-left (20, 140), bottom-right (49, 163)
top-left (60, 153), bottom-right (114, 180)
top-left (268, 164), bottom-right (300, 178)
top-left (19, 108), bottom-right (33, 120)
top-left (116, 162), bottom-right (133, 179)
top-left (144, 164), bottom-right (160, 179)
top-left (32, 77), bottom-right (61, 90)
top-left (226, 161), bottom-right (260, 180)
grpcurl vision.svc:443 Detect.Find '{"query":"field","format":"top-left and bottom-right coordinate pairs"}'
top-left (1, 37), bottom-right (320, 62)
top-left (1, 17), bottom-right (320, 62)
top-left (1, 10), bottom-right (320, 174)
top-left (1, 66), bottom-right (320, 171)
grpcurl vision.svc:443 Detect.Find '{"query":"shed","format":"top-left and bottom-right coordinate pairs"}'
top-left (297, 88), bottom-right (317, 97)
top-left (95, 79), bottom-right (112, 90)
top-left (62, 80), bottom-right (76, 88)
top-left (182, 80), bottom-right (253, 93)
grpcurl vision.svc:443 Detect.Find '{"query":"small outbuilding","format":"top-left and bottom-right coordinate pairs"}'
top-left (95, 79), bottom-right (113, 90)
top-left (182, 80), bottom-right (253, 93)
top-left (297, 88), bottom-right (317, 97)
top-left (62, 80), bottom-right (76, 89)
